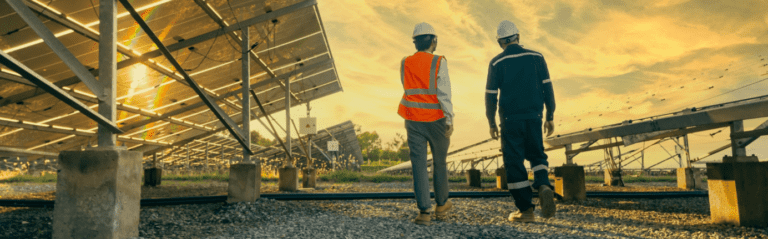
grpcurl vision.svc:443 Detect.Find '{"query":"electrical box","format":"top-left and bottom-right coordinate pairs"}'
top-left (328, 140), bottom-right (339, 151)
top-left (299, 117), bottom-right (316, 135)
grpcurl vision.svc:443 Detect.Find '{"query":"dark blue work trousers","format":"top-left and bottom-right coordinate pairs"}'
top-left (500, 117), bottom-right (552, 212)
top-left (405, 118), bottom-right (450, 211)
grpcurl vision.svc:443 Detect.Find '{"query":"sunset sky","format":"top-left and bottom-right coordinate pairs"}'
top-left (256, 0), bottom-right (768, 168)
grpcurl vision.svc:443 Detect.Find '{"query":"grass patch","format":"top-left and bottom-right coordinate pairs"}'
top-left (319, 170), bottom-right (411, 183)
top-left (361, 160), bottom-right (402, 173)
top-left (162, 172), bottom-right (280, 182)
top-left (319, 170), bottom-right (363, 182)
top-left (361, 165), bottom-right (393, 172)
top-left (0, 173), bottom-right (57, 183)
top-left (162, 172), bottom-right (229, 181)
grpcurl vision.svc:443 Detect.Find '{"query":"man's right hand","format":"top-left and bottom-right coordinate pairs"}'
top-left (490, 127), bottom-right (499, 140)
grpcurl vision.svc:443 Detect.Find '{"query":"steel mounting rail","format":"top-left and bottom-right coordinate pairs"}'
top-left (0, 50), bottom-right (122, 134)
top-left (118, 0), bottom-right (253, 155)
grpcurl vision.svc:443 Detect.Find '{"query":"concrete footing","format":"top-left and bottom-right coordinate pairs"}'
top-left (554, 165), bottom-right (586, 201)
top-left (495, 167), bottom-right (507, 190)
top-left (466, 169), bottom-right (481, 187)
top-left (279, 166), bottom-right (299, 191)
top-left (707, 162), bottom-right (768, 227)
top-left (302, 168), bottom-right (317, 188)
top-left (676, 167), bottom-right (703, 190)
top-left (143, 168), bottom-right (162, 187)
top-left (227, 163), bottom-right (261, 203)
top-left (53, 147), bottom-right (141, 239)
top-left (604, 169), bottom-right (624, 186)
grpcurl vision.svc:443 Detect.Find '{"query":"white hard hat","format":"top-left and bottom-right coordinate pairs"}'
top-left (496, 20), bottom-right (519, 39)
top-left (413, 22), bottom-right (436, 38)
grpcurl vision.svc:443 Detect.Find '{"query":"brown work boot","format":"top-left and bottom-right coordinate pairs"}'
top-left (414, 212), bottom-right (432, 225)
top-left (435, 200), bottom-right (453, 217)
top-left (508, 208), bottom-right (535, 222)
top-left (539, 185), bottom-right (556, 218)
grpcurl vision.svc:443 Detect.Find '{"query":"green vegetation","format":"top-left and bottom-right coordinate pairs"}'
top-left (356, 125), bottom-right (410, 162)
top-left (318, 170), bottom-right (410, 183)
top-left (0, 173), bottom-right (57, 183)
top-left (162, 172), bottom-right (229, 181)
top-left (361, 159), bottom-right (403, 172)
top-left (162, 172), bottom-right (281, 182)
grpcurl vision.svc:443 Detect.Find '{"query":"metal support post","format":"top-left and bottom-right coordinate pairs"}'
top-left (186, 144), bottom-right (190, 171)
top-left (205, 142), bottom-right (210, 172)
top-left (242, 27), bottom-right (251, 165)
top-left (683, 134), bottom-right (691, 168)
top-left (615, 139), bottom-right (622, 171)
top-left (97, 0), bottom-right (118, 147)
top-left (219, 144), bottom-right (224, 168)
top-left (152, 153), bottom-right (157, 168)
top-left (285, 70), bottom-right (292, 167)
top-left (730, 120), bottom-right (747, 157)
top-left (307, 102), bottom-right (312, 168)
top-left (641, 149), bottom-right (645, 171)
top-left (677, 138), bottom-right (683, 167)
top-left (564, 144), bottom-right (574, 165)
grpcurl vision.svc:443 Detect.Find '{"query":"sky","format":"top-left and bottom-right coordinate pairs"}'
top-left (254, 0), bottom-right (768, 169)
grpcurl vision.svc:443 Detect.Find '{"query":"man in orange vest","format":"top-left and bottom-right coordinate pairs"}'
top-left (399, 22), bottom-right (454, 226)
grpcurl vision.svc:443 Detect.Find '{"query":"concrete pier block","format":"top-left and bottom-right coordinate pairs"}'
top-left (554, 165), bottom-right (586, 201)
top-left (279, 166), bottom-right (299, 191)
top-left (227, 163), bottom-right (261, 203)
top-left (466, 169), bottom-right (481, 188)
top-left (707, 162), bottom-right (768, 227)
top-left (53, 147), bottom-right (141, 239)
top-left (677, 167), bottom-right (703, 190)
top-left (302, 168), bottom-right (317, 188)
top-left (495, 167), bottom-right (508, 190)
top-left (143, 168), bottom-right (162, 187)
top-left (604, 169), bottom-right (624, 186)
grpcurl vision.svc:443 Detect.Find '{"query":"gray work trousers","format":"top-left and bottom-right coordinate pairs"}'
top-left (405, 118), bottom-right (450, 211)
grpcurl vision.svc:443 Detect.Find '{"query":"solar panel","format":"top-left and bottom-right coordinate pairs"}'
top-left (0, 0), bottom-right (342, 161)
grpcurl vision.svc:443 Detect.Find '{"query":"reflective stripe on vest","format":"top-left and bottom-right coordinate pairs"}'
top-left (398, 53), bottom-right (445, 122)
top-left (400, 98), bottom-right (441, 109)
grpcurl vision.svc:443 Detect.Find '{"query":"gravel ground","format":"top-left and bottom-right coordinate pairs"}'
top-left (2, 181), bottom-right (766, 238)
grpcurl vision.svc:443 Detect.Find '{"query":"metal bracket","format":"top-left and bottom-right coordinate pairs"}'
top-left (5, 0), bottom-right (105, 101)
top-left (0, 50), bottom-right (122, 134)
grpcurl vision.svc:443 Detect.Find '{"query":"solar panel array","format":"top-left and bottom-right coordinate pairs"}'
top-left (0, 0), bottom-right (344, 167)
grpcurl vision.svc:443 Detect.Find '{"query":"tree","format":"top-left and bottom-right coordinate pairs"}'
top-left (366, 147), bottom-right (382, 161)
top-left (250, 130), bottom-right (276, 147)
top-left (357, 131), bottom-right (382, 154)
top-left (397, 146), bottom-right (410, 162)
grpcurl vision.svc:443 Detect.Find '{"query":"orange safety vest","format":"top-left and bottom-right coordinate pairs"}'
top-left (398, 52), bottom-right (445, 122)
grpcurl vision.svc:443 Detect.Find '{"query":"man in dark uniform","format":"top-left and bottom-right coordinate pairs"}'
top-left (486, 20), bottom-right (557, 222)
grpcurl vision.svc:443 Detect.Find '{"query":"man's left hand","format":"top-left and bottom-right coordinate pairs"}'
top-left (445, 124), bottom-right (454, 138)
top-left (544, 120), bottom-right (555, 137)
